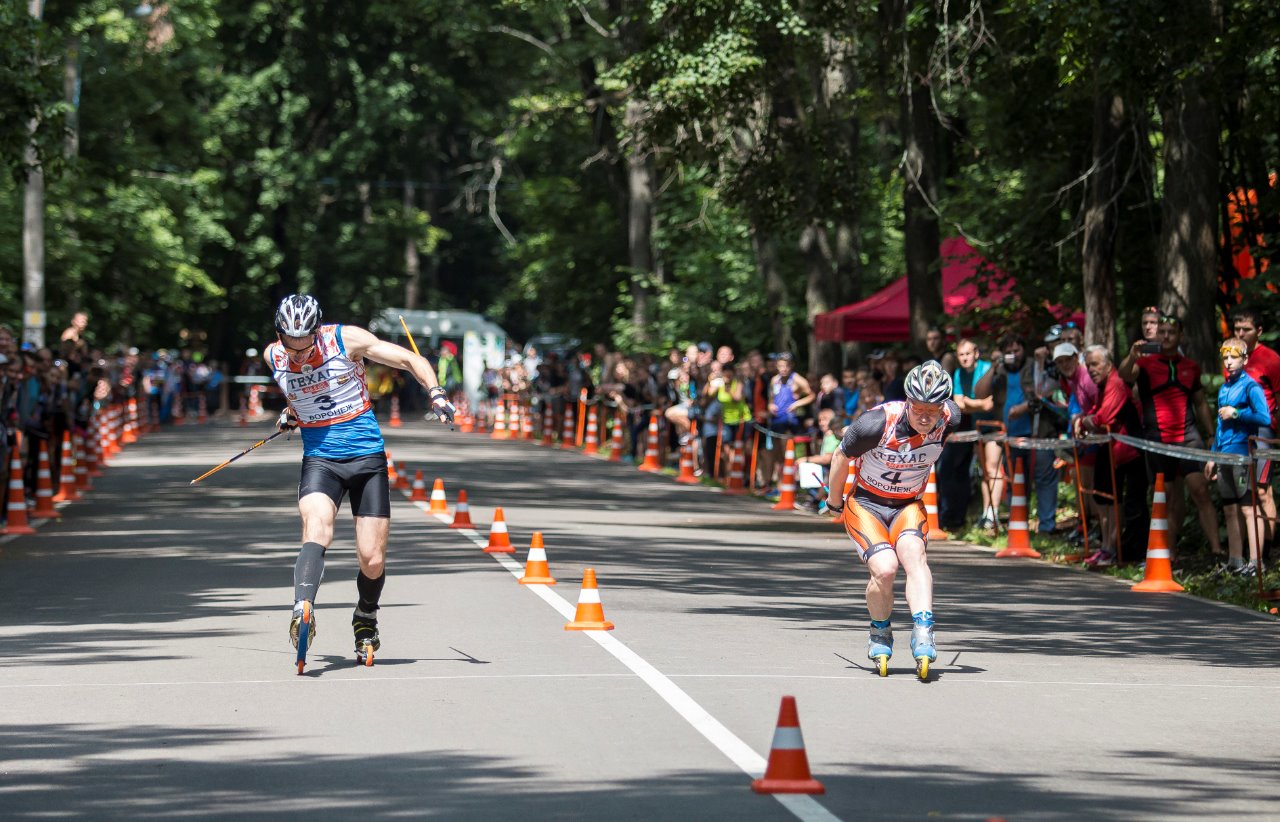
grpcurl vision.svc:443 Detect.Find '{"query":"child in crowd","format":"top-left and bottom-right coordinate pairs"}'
top-left (1204, 338), bottom-right (1270, 576)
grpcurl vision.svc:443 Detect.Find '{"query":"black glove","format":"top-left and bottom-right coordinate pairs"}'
top-left (276, 409), bottom-right (299, 432)
top-left (428, 386), bottom-right (456, 424)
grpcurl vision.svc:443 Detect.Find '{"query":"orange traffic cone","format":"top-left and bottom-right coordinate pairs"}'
top-left (491, 401), bottom-right (508, 440)
top-left (520, 401), bottom-right (534, 440)
top-left (484, 507), bottom-right (514, 553)
top-left (410, 470), bottom-right (428, 502)
top-left (32, 439), bottom-right (61, 520)
top-left (429, 478), bottom-right (448, 514)
top-left (923, 467), bottom-right (948, 539)
top-left (73, 433), bottom-right (91, 493)
top-left (53, 432), bottom-right (79, 503)
top-left (751, 696), bottom-right (825, 794)
top-left (450, 489), bottom-right (474, 529)
top-left (517, 532), bottom-right (558, 584)
top-left (637, 413), bottom-right (661, 472)
top-left (87, 418), bottom-right (104, 476)
top-left (122, 399), bottom-right (138, 445)
top-left (474, 406), bottom-right (488, 435)
top-left (772, 439), bottom-right (797, 510)
top-left (541, 404), bottom-right (555, 445)
top-left (583, 407), bottom-right (600, 454)
top-left (385, 451), bottom-right (399, 487)
top-left (564, 567), bottom-right (614, 629)
top-left (560, 406), bottom-right (576, 449)
top-left (996, 458), bottom-right (1040, 558)
top-left (1133, 473), bottom-right (1184, 592)
top-left (3, 439), bottom-right (35, 535)
top-left (238, 395), bottom-right (249, 427)
top-left (459, 411), bottom-right (475, 434)
top-left (723, 440), bottom-right (747, 494)
top-left (394, 461), bottom-right (410, 491)
top-left (608, 410), bottom-right (625, 462)
top-left (389, 395), bottom-right (403, 428)
top-left (197, 393), bottom-right (209, 425)
top-left (675, 433), bottom-right (699, 484)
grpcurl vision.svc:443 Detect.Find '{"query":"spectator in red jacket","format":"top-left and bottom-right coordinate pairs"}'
top-left (1117, 314), bottom-right (1221, 559)
top-left (1077, 345), bottom-right (1149, 566)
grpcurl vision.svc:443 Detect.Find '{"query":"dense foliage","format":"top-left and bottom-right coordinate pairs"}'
top-left (1, 0), bottom-right (1276, 367)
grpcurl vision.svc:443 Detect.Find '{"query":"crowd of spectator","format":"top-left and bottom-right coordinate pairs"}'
top-left (0, 313), bottom-right (229, 519)
top-left (481, 305), bottom-right (1280, 575)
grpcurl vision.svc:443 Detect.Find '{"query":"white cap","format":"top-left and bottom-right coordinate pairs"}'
top-left (1052, 342), bottom-right (1079, 360)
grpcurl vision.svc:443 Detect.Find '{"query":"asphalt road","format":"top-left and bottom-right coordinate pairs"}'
top-left (1, 419), bottom-right (1278, 820)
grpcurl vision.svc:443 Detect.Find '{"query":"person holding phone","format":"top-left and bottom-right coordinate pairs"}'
top-left (1117, 313), bottom-right (1221, 559)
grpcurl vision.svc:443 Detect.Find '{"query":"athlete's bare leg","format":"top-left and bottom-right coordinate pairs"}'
top-left (895, 535), bottom-right (933, 616)
top-left (299, 492), bottom-right (337, 547)
top-left (864, 550), bottom-right (900, 622)
top-left (354, 515), bottom-right (389, 578)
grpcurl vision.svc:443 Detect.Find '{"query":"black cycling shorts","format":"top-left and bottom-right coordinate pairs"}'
top-left (299, 454), bottom-right (390, 518)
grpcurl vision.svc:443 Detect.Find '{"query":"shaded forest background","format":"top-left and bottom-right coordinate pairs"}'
top-left (1, 0), bottom-right (1277, 372)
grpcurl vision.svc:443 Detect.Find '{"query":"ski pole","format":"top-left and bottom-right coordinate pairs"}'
top-left (398, 315), bottom-right (423, 357)
top-left (189, 430), bottom-right (287, 485)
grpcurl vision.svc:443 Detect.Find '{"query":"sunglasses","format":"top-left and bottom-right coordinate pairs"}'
top-left (1159, 315), bottom-right (1182, 327)
top-left (1141, 306), bottom-right (1160, 316)
top-left (280, 338), bottom-right (316, 355)
top-left (1220, 344), bottom-right (1247, 357)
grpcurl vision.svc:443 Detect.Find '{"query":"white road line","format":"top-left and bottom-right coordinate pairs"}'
top-left (414, 498), bottom-right (840, 822)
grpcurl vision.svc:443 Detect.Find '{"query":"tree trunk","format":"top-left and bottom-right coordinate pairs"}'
top-left (752, 225), bottom-right (791, 355)
top-left (801, 222), bottom-right (841, 376)
top-left (1081, 92), bottom-right (1126, 351)
top-left (900, 2), bottom-right (942, 352)
top-left (22, 0), bottom-right (44, 349)
top-left (403, 182), bottom-right (420, 310)
top-left (623, 98), bottom-right (659, 344)
top-left (1158, 0), bottom-right (1221, 371)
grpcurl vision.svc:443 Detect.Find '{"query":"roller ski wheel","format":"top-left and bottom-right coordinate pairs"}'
top-left (352, 608), bottom-right (380, 668)
top-left (867, 623), bottom-right (893, 677)
top-left (292, 601), bottom-right (314, 676)
top-left (910, 623), bottom-right (936, 682)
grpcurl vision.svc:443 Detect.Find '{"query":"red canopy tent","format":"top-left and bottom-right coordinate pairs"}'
top-left (814, 237), bottom-right (1018, 343)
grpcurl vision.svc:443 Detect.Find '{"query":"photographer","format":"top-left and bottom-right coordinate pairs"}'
top-left (1117, 313), bottom-right (1221, 559)
top-left (975, 332), bottom-right (1059, 534)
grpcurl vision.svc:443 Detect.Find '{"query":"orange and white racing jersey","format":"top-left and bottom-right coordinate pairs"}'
top-left (266, 324), bottom-right (384, 458)
top-left (840, 400), bottom-right (960, 500)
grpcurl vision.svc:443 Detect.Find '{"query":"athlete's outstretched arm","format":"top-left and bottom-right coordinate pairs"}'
top-left (827, 450), bottom-right (850, 510)
top-left (342, 326), bottom-right (441, 392)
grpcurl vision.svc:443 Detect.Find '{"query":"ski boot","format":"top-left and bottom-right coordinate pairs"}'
top-left (867, 622), bottom-right (893, 677)
top-left (353, 608), bottom-right (380, 668)
top-left (290, 600), bottom-right (316, 675)
top-left (910, 622), bottom-right (936, 681)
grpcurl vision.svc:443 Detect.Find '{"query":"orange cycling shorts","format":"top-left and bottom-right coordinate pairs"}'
top-left (842, 491), bottom-right (928, 562)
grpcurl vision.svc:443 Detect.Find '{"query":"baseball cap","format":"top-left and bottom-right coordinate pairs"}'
top-left (866, 349), bottom-right (887, 360)
top-left (1052, 342), bottom-right (1079, 360)
top-left (1044, 324), bottom-right (1064, 344)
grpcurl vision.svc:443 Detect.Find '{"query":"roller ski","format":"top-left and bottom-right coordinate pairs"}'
top-left (353, 608), bottom-right (380, 668)
top-left (867, 621), bottom-right (893, 677)
top-left (290, 600), bottom-right (316, 675)
top-left (910, 621), bottom-right (936, 681)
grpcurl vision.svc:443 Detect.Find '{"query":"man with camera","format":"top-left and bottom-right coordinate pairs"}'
top-left (1118, 313), bottom-right (1221, 558)
top-left (974, 332), bottom-right (1059, 534)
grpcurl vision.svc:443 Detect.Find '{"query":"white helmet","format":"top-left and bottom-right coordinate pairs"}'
top-left (275, 294), bottom-right (323, 337)
top-left (903, 360), bottom-right (953, 405)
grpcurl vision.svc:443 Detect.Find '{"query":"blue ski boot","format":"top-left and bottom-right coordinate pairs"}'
top-left (910, 611), bottom-right (936, 681)
top-left (867, 620), bottom-right (893, 677)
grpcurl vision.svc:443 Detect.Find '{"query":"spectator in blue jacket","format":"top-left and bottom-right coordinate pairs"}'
top-left (1205, 338), bottom-right (1271, 576)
